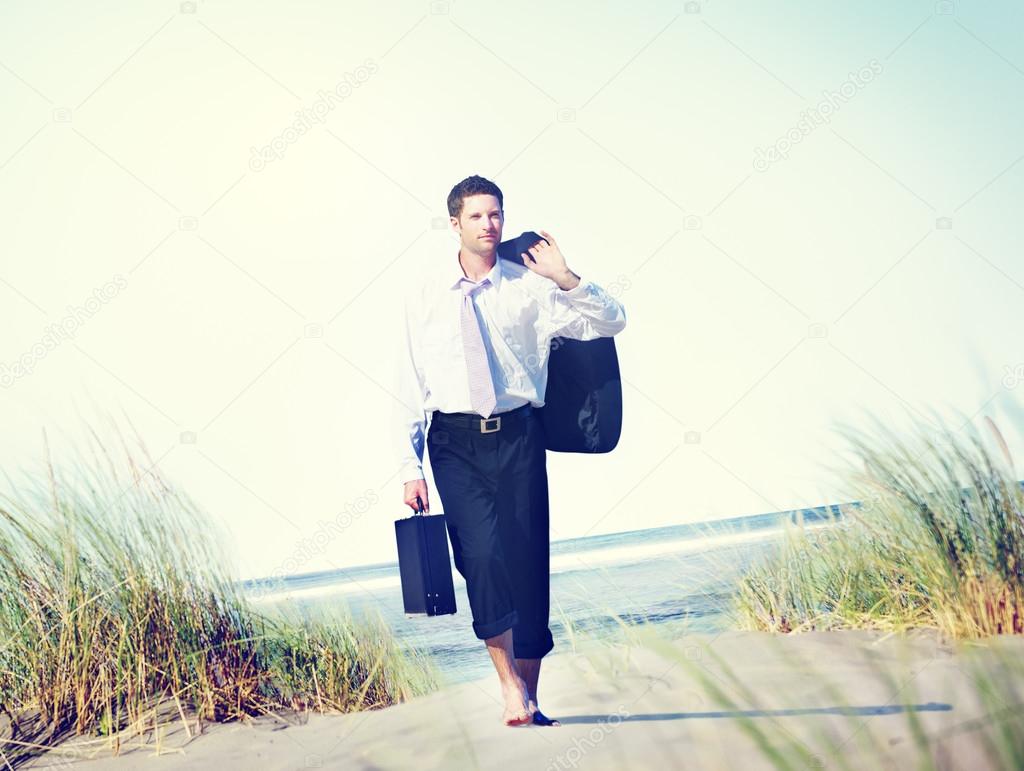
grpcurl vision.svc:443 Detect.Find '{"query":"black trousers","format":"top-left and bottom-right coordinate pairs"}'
top-left (426, 403), bottom-right (555, 659)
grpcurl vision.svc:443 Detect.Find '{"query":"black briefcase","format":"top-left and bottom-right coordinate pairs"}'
top-left (394, 503), bottom-right (457, 616)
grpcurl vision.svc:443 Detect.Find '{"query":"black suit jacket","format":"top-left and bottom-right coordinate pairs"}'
top-left (498, 231), bottom-right (623, 453)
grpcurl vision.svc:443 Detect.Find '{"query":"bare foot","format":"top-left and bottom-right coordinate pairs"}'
top-left (528, 698), bottom-right (561, 726)
top-left (501, 678), bottom-right (533, 726)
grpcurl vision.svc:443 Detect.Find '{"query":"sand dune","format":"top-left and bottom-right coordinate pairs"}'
top-left (23, 629), bottom-right (1024, 770)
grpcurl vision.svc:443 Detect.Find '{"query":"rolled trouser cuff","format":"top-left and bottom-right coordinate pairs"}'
top-left (472, 609), bottom-right (518, 639)
top-left (513, 629), bottom-right (555, 660)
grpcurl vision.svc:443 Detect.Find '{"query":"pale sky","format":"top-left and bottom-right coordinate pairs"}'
top-left (3, 0), bottom-right (1023, 581)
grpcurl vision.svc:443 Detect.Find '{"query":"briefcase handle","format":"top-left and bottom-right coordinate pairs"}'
top-left (415, 495), bottom-right (425, 516)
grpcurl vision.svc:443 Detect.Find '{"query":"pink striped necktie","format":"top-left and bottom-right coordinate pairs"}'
top-left (459, 277), bottom-right (497, 418)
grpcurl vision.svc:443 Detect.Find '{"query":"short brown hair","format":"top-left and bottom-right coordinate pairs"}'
top-left (447, 175), bottom-right (503, 219)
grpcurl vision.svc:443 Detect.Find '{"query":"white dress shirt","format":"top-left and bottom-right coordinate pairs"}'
top-left (392, 249), bottom-right (627, 484)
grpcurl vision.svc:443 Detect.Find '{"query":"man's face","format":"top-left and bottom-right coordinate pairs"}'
top-left (451, 194), bottom-right (503, 257)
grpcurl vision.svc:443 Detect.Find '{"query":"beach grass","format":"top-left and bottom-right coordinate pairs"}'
top-left (542, 590), bottom-right (1024, 769)
top-left (539, 410), bottom-right (1024, 767)
top-left (732, 413), bottom-right (1024, 638)
top-left (0, 421), bottom-right (440, 766)
top-left (4, 408), bottom-right (1023, 768)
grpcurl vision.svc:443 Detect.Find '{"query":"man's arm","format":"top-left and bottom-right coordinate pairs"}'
top-left (391, 294), bottom-right (427, 486)
top-left (520, 230), bottom-right (627, 341)
top-left (544, 273), bottom-right (627, 341)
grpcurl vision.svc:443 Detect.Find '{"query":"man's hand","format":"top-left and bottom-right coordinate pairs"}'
top-left (521, 230), bottom-right (579, 290)
top-left (403, 479), bottom-right (430, 514)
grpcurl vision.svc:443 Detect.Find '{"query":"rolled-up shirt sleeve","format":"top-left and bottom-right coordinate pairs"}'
top-left (391, 293), bottom-right (427, 483)
top-left (543, 275), bottom-right (627, 341)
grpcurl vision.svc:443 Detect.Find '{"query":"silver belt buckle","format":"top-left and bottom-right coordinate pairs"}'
top-left (480, 416), bottom-right (501, 433)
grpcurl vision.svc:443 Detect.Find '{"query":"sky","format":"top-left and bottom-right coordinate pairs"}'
top-left (2, 0), bottom-right (1023, 581)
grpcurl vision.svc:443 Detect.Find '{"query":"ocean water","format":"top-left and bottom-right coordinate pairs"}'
top-left (241, 505), bottom-right (845, 686)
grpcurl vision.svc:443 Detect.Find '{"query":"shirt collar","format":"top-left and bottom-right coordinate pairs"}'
top-left (448, 250), bottom-right (503, 291)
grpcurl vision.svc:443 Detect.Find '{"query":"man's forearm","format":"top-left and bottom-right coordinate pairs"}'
top-left (393, 397), bottom-right (426, 484)
top-left (545, 274), bottom-right (627, 340)
top-left (553, 269), bottom-right (581, 292)
top-left (393, 295), bottom-right (428, 484)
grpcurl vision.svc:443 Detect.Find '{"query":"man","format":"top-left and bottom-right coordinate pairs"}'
top-left (392, 175), bottom-right (627, 727)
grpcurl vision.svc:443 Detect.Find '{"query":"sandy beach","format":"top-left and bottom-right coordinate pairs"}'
top-left (21, 628), bottom-right (1023, 770)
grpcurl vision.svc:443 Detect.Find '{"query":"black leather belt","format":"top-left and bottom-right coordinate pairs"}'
top-left (430, 403), bottom-right (534, 433)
